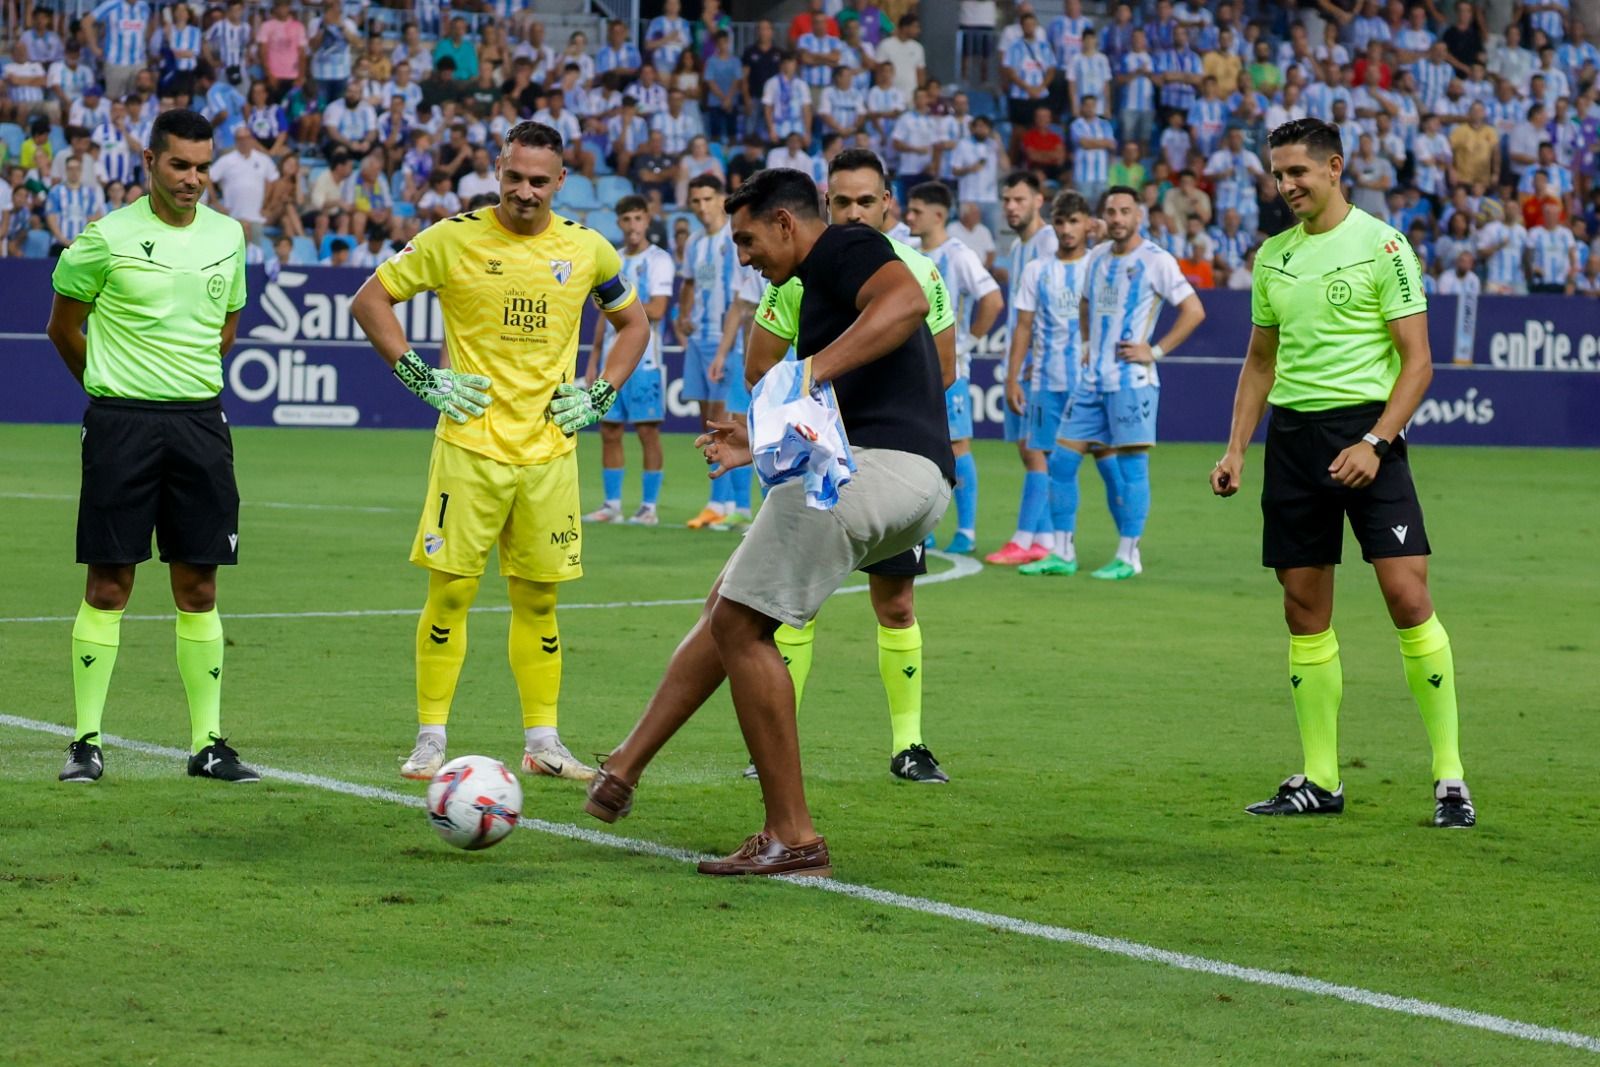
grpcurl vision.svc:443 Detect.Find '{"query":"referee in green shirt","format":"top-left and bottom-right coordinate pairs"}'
top-left (46, 108), bottom-right (260, 784)
top-left (1211, 118), bottom-right (1473, 828)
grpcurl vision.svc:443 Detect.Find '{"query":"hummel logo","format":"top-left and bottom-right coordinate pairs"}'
top-left (1428, 673), bottom-right (1443, 688)
top-left (208, 667), bottom-right (221, 679)
top-left (1392, 524), bottom-right (1409, 543)
top-left (140, 240), bottom-right (155, 258)
top-left (902, 666), bottom-right (917, 678)
top-left (486, 258), bottom-right (503, 275)
top-left (1290, 675), bottom-right (1302, 688)
top-left (80, 654), bottom-right (96, 668)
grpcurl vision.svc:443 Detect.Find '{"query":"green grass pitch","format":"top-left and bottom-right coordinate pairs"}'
top-left (1, 422), bottom-right (1596, 1065)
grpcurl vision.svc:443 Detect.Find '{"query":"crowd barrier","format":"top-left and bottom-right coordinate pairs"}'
top-left (4, 261), bottom-right (1597, 447)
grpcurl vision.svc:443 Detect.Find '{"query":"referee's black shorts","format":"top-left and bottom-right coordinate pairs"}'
top-left (1261, 401), bottom-right (1430, 569)
top-left (862, 543), bottom-right (929, 579)
top-left (77, 397), bottom-right (240, 567)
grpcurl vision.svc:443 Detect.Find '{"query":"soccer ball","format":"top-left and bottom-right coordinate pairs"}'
top-left (426, 755), bottom-right (523, 851)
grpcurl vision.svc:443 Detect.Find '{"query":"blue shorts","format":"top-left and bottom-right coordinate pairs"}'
top-left (1002, 382), bottom-right (1030, 442)
top-left (1026, 387), bottom-right (1069, 452)
top-left (724, 346), bottom-right (750, 416)
top-left (945, 378), bottom-right (973, 440)
top-left (681, 337), bottom-right (726, 404)
top-left (1059, 385), bottom-right (1160, 448)
top-left (602, 365), bottom-right (666, 425)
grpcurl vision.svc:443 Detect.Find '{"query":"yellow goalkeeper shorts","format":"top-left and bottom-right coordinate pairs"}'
top-left (409, 436), bottom-right (583, 583)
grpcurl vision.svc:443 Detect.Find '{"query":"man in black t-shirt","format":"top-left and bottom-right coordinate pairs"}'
top-left (740, 20), bottom-right (784, 119)
top-left (586, 169), bottom-right (953, 878)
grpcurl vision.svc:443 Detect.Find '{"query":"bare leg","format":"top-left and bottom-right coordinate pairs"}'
top-left (1277, 565), bottom-right (1336, 636)
top-left (710, 596), bottom-right (816, 844)
top-left (85, 564), bottom-right (136, 611)
top-left (602, 580), bottom-right (728, 785)
top-left (169, 563), bottom-right (218, 612)
top-left (637, 422), bottom-right (663, 471)
top-left (1372, 555), bottom-right (1434, 628)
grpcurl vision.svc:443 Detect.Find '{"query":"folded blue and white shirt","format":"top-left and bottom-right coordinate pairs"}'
top-left (748, 358), bottom-right (855, 510)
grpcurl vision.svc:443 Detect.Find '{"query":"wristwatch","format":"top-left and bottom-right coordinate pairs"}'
top-left (1361, 432), bottom-right (1391, 458)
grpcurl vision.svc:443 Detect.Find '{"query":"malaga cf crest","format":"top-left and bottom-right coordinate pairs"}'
top-left (550, 259), bottom-right (573, 285)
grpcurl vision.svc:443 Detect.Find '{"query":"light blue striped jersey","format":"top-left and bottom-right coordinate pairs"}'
top-left (645, 16), bottom-right (691, 72)
top-left (798, 33), bottom-right (840, 88)
top-left (1118, 50), bottom-right (1156, 112)
top-left (162, 23), bottom-right (201, 71)
top-left (1014, 253), bottom-right (1088, 391)
top-left (1153, 47), bottom-right (1201, 109)
top-left (1525, 224), bottom-right (1576, 285)
top-left (1476, 221), bottom-right (1525, 286)
top-left (684, 221), bottom-right (738, 343)
top-left (206, 18), bottom-right (251, 68)
top-left (1185, 98), bottom-right (1227, 155)
top-left (1004, 38), bottom-right (1056, 100)
top-left (596, 43), bottom-right (643, 76)
top-left (603, 244), bottom-right (676, 372)
top-left (1004, 222), bottom-right (1059, 342)
top-left (1069, 52), bottom-right (1113, 105)
top-left (92, 122), bottom-right (137, 184)
top-left (1048, 15), bottom-right (1095, 60)
top-left (1529, 0), bottom-right (1568, 42)
top-left (650, 109), bottom-right (699, 154)
top-left (921, 237), bottom-right (1000, 378)
top-left (1070, 117), bottom-right (1114, 187)
top-left (48, 182), bottom-right (106, 242)
top-left (309, 15), bottom-right (357, 81)
top-left (1082, 238), bottom-right (1195, 392)
top-left (91, 0), bottom-right (151, 66)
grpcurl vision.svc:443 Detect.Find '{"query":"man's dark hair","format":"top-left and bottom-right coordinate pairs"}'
top-left (437, 56), bottom-right (457, 72)
top-left (1001, 169), bottom-right (1042, 193)
top-left (504, 120), bottom-right (564, 153)
top-left (1266, 117), bottom-right (1344, 159)
top-left (149, 108), bottom-right (213, 155)
top-left (828, 147), bottom-right (885, 178)
top-left (908, 181), bottom-right (953, 211)
top-left (898, 13), bottom-right (918, 28)
top-left (1052, 190), bottom-right (1091, 218)
top-left (724, 167), bottom-right (821, 221)
top-left (1100, 184), bottom-right (1140, 208)
top-left (688, 173), bottom-right (725, 195)
top-left (616, 193), bottom-right (648, 216)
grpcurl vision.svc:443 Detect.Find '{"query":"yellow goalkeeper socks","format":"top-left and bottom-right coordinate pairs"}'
top-left (774, 618), bottom-right (817, 710)
top-left (877, 622), bottom-right (923, 753)
top-left (175, 608), bottom-right (224, 752)
top-left (1398, 613), bottom-right (1464, 781)
top-left (1289, 629), bottom-right (1342, 792)
top-left (416, 571), bottom-right (479, 727)
top-left (508, 578), bottom-right (561, 730)
top-left (71, 601), bottom-right (122, 742)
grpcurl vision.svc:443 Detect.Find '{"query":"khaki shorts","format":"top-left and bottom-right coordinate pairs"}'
top-left (410, 437), bottom-right (583, 582)
top-left (718, 448), bottom-right (951, 629)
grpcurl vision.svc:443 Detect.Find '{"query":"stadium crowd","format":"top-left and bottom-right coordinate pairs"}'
top-left (3, 0), bottom-right (1600, 294)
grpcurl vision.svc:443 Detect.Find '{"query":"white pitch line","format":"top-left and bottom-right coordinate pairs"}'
top-left (0, 551), bottom-right (984, 624)
top-left (0, 491), bottom-right (408, 514)
top-left (3, 710), bottom-right (1595, 1055)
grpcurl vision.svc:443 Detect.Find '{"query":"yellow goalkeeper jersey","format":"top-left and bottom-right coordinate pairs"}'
top-left (377, 209), bottom-right (636, 465)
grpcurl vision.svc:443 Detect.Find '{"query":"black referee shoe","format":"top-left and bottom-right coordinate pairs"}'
top-left (187, 737), bottom-right (261, 783)
top-left (1433, 779), bottom-right (1476, 828)
top-left (59, 732), bottom-right (104, 782)
top-left (1245, 774), bottom-right (1343, 816)
top-left (890, 744), bottom-right (950, 783)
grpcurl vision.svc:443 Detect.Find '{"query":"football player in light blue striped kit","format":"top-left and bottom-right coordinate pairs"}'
top-left (87, 0), bottom-right (152, 100)
top-left (1061, 186), bottom-right (1206, 580)
top-left (985, 171), bottom-right (1060, 566)
top-left (677, 174), bottom-right (749, 529)
top-left (1007, 191), bottom-right (1113, 577)
top-left (906, 181), bottom-right (1002, 554)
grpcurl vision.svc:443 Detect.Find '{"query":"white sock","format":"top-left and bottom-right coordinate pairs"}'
top-left (1056, 531), bottom-right (1075, 560)
top-left (525, 726), bottom-right (558, 749)
top-left (957, 527), bottom-right (975, 539)
top-left (604, 498), bottom-right (621, 510)
top-left (1117, 536), bottom-right (1139, 564)
top-left (639, 502), bottom-right (656, 513)
top-left (1010, 530), bottom-right (1034, 548)
top-left (735, 505), bottom-right (751, 517)
top-left (418, 724), bottom-right (446, 743)
top-left (713, 500), bottom-right (732, 516)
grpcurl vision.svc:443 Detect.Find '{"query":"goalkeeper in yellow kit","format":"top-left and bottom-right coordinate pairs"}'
top-left (352, 121), bottom-right (649, 782)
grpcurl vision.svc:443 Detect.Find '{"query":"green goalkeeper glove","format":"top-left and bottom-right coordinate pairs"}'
top-left (549, 378), bottom-right (617, 434)
top-left (393, 350), bottom-right (492, 424)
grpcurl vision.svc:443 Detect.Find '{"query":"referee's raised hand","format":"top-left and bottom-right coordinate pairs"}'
top-left (392, 349), bottom-right (493, 424)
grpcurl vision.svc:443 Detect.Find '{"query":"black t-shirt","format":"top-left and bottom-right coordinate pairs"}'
top-left (1440, 24), bottom-right (1483, 68)
top-left (793, 225), bottom-right (955, 483)
top-left (741, 44), bottom-right (783, 100)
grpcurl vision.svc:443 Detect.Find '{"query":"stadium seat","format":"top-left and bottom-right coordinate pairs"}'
top-left (709, 141), bottom-right (728, 167)
top-left (23, 228), bottom-right (52, 259)
top-left (596, 176), bottom-right (633, 205)
top-left (0, 122), bottom-right (24, 161)
top-left (556, 173), bottom-right (601, 211)
top-left (48, 125), bottom-right (67, 155)
top-left (587, 208), bottom-right (623, 245)
top-left (291, 236), bottom-right (317, 264)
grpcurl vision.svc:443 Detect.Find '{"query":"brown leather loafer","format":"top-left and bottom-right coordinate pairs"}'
top-left (584, 766), bottom-right (634, 823)
top-left (696, 832), bottom-right (832, 877)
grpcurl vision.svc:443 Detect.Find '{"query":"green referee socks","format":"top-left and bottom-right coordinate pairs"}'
top-left (176, 608), bottom-right (225, 753)
top-left (1398, 614), bottom-right (1465, 781)
top-left (71, 601), bottom-right (123, 742)
top-left (774, 619), bottom-right (817, 710)
top-left (878, 622), bottom-right (923, 754)
top-left (1289, 629), bottom-right (1342, 792)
